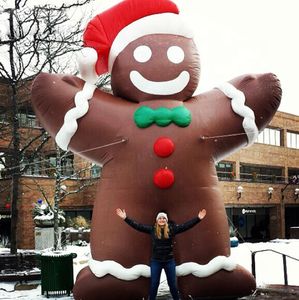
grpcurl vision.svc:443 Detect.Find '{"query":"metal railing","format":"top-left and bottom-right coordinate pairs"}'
top-left (216, 171), bottom-right (287, 183)
top-left (251, 249), bottom-right (299, 285)
top-left (239, 173), bottom-right (286, 183)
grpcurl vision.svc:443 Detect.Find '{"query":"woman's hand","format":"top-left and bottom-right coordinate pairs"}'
top-left (198, 209), bottom-right (206, 220)
top-left (116, 208), bottom-right (127, 220)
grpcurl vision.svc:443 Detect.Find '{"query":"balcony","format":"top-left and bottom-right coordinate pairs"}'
top-left (217, 171), bottom-right (287, 184)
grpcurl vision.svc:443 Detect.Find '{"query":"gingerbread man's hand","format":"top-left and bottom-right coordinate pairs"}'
top-left (190, 73), bottom-right (281, 161)
top-left (31, 72), bottom-right (135, 163)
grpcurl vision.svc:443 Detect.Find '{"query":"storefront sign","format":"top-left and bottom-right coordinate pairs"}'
top-left (0, 214), bottom-right (11, 220)
top-left (242, 208), bottom-right (257, 215)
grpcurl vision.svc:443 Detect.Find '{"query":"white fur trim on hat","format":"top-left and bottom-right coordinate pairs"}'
top-left (156, 212), bottom-right (168, 221)
top-left (108, 13), bottom-right (193, 72)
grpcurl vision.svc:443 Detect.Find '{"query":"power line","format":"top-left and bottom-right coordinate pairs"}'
top-left (0, 137), bottom-right (127, 174)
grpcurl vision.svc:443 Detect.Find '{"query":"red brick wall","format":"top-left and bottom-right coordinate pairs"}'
top-left (17, 177), bottom-right (97, 249)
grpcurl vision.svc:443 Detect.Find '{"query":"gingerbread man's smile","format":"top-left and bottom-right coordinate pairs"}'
top-left (129, 70), bottom-right (190, 95)
top-left (110, 35), bottom-right (199, 102)
top-left (129, 44), bottom-right (190, 95)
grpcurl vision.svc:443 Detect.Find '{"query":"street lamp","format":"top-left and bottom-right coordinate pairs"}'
top-left (268, 187), bottom-right (273, 200)
top-left (237, 186), bottom-right (243, 200)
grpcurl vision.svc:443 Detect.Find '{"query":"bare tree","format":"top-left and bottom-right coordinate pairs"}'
top-left (0, 0), bottom-right (95, 253)
top-left (30, 146), bottom-right (99, 250)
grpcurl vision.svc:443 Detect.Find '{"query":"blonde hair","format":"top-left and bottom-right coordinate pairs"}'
top-left (155, 222), bottom-right (170, 239)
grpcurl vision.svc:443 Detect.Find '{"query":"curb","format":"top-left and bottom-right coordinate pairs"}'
top-left (257, 284), bottom-right (299, 295)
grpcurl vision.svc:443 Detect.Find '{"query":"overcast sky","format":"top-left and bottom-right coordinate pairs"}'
top-left (23, 0), bottom-right (298, 116)
top-left (87, 0), bottom-right (298, 116)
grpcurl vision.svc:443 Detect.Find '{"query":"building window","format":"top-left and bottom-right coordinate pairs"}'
top-left (240, 164), bottom-right (284, 183)
top-left (17, 113), bottom-right (37, 128)
top-left (287, 131), bottom-right (299, 149)
top-left (61, 154), bottom-right (74, 177)
top-left (17, 106), bottom-right (38, 128)
top-left (0, 105), bottom-right (9, 124)
top-left (21, 152), bottom-right (75, 178)
top-left (64, 210), bottom-right (92, 220)
top-left (64, 210), bottom-right (92, 228)
top-left (0, 152), bottom-right (5, 178)
top-left (45, 153), bottom-right (74, 177)
top-left (0, 112), bottom-right (7, 124)
top-left (0, 151), bottom-right (14, 178)
top-left (256, 127), bottom-right (281, 146)
top-left (216, 161), bottom-right (234, 180)
top-left (22, 156), bottom-right (41, 176)
top-left (90, 163), bottom-right (101, 178)
top-left (0, 213), bottom-right (11, 248)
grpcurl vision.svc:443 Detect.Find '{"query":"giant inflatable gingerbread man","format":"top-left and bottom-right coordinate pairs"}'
top-left (31, 1), bottom-right (282, 299)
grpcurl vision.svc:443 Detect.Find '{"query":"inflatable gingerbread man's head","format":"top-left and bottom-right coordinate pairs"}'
top-left (83, 0), bottom-right (200, 102)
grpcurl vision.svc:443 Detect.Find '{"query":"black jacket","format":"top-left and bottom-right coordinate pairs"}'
top-left (125, 216), bottom-right (200, 262)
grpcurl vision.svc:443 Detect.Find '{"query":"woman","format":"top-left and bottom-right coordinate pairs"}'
top-left (116, 208), bottom-right (207, 300)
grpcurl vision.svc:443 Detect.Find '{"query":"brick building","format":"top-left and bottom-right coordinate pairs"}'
top-left (217, 111), bottom-right (299, 241)
top-left (0, 76), bottom-right (298, 248)
top-left (0, 78), bottom-right (99, 249)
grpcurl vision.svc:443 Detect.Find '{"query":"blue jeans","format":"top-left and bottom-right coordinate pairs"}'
top-left (149, 259), bottom-right (180, 300)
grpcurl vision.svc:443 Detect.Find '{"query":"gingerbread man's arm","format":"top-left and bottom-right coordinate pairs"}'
top-left (190, 73), bottom-right (281, 161)
top-left (31, 72), bottom-right (134, 163)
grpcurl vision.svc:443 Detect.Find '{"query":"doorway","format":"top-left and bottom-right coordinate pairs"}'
top-left (226, 207), bottom-right (270, 242)
top-left (285, 206), bottom-right (299, 238)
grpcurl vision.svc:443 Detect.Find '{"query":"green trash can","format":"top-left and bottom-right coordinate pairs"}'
top-left (40, 252), bottom-right (77, 297)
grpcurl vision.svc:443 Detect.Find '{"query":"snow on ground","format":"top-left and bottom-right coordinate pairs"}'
top-left (231, 239), bottom-right (299, 286)
top-left (0, 239), bottom-right (299, 299)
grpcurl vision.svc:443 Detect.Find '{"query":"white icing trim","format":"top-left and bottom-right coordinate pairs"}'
top-left (89, 259), bottom-right (151, 280)
top-left (55, 82), bottom-right (96, 151)
top-left (108, 13), bottom-right (193, 72)
top-left (88, 256), bottom-right (236, 281)
top-left (129, 70), bottom-right (190, 95)
top-left (77, 47), bottom-right (98, 84)
top-left (216, 82), bottom-right (259, 146)
top-left (176, 256), bottom-right (236, 277)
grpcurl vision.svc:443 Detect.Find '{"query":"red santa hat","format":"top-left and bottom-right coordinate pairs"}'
top-left (83, 0), bottom-right (193, 75)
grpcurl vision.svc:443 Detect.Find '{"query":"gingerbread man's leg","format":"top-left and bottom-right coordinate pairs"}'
top-left (173, 190), bottom-right (256, 299)
top-left (73, 267), bottom-right (149, 300)
top-left (72, 186), bottom-right (154, 300)
top-left (177, 266), bottom-right (256, 299)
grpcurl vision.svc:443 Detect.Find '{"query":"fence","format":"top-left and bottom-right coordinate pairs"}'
top-left (251, 249), bottom-right (299, 285)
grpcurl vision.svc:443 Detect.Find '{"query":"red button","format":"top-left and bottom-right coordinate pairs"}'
top-left (153, 137), bottom-right (175, 157)
top-left (153, 168), bottom-right (175, 189)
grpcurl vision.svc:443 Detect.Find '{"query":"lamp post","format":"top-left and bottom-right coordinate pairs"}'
top-left (237, 186), bottom-right (243, 200)
top-left (268, 187), bottom-right (273, 200)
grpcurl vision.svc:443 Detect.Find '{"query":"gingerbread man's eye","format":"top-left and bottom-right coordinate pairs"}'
top-left (167, 46), bottom-right (185, 64)
top-left (133, 45), bottom-right (152, 63)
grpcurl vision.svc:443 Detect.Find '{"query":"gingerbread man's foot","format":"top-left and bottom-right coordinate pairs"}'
top-left (73, 266), bottom-right (149, 300)
top-left (178, 264), bottom-right (256, 299)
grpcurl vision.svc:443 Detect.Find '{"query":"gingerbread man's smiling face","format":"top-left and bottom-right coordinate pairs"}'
top-left (111, 34), bottom-right (200, 102)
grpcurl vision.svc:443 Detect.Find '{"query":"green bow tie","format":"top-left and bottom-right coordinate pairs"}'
top-left (134, 106), bottom-right (191, 128)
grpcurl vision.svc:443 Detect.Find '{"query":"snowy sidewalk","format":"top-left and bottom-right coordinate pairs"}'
top-left (1, 239), bottom-right (299, 299)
